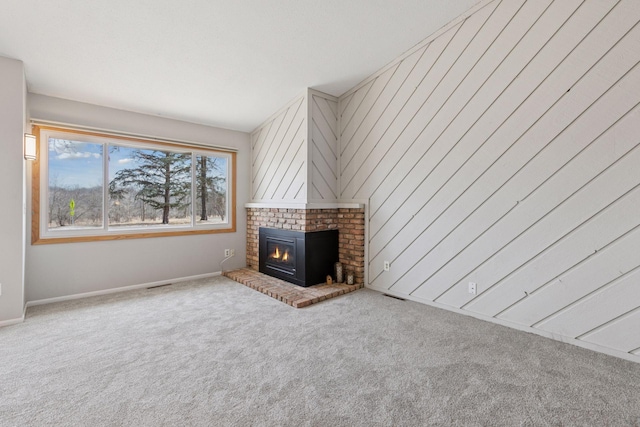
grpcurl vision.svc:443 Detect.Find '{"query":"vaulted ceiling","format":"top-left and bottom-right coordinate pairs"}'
top-left (0, 0), bottom-right (480, 132)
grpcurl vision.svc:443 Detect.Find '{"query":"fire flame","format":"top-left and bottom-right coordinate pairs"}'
top-left (271, 246), bottom-right (290, 262)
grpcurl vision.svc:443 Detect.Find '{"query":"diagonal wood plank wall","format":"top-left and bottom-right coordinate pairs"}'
top-left (251, 90), bottom-right (339, 203)
top-left (251, 94), bottom-right (308, 202)
top-left (338, 0), bottom-right (640, 360)
top-left (310, 92), bottom-right (339, 201)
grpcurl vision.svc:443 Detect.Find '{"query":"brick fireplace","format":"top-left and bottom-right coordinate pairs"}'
top-left (246, 208), bottom-right (365, 286)
top-left (244, 90), bottom-right (366, 290)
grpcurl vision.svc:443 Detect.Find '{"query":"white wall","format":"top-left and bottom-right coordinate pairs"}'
top-left (0, 56), bottom-right (26, 324)
top-left (26, 94), bottom-right (250, 302)
top-left (250, 89), bottom-right (339, 204)
top-left (339, 0), bottom-right (640, 361)
top-left (251, 93), bottom-right (308, 202)
top-left (309, 90), bottom-right (339, 202)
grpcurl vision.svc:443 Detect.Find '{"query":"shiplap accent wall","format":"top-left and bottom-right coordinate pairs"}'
top-left (251, 89), bottom-right (338, 203)
top-left (338, 0), bottom-right (640, 361)
top-left (251, 93), bottom-right (308, 202)
top-left (309, 92), bottom-right (339, 202)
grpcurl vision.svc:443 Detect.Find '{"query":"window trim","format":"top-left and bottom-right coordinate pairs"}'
top-left (31, 125), bottom-right (237, 245)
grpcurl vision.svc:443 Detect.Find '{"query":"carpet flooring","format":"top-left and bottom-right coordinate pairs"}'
top-left (1, 276), bottom-right (639, 426)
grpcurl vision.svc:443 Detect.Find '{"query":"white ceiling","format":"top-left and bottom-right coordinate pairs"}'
top-left (0, 0), bottom-right (480, 132)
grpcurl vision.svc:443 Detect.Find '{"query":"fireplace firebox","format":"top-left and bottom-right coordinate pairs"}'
top-left (259, 228), bottom-right (338, 287)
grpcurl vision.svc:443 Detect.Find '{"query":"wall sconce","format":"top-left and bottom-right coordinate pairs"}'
top-left (24, 133), bottom-right (37, 160)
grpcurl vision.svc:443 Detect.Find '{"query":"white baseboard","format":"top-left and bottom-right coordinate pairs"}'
top-left (0, 313), bottom-right (25, 328)
top-left (26, 271), bottom-right (222, 308)
top-left (367, 284), bottom-right (640, 365)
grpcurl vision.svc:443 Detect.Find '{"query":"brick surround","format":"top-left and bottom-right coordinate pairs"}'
top-left (246, 208), bottom-right (365, 285)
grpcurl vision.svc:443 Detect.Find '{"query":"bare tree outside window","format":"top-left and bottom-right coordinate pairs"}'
top-left (41, 128), bottom-right (234, 241)
top-left (196, 155), bottom-right (227, 224)
top-left (109, 148), bottom-right (192, 226)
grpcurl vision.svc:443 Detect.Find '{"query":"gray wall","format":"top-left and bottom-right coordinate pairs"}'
top-left (26, 94), bottom-right (250, 301)
top-left (338, 0), bottom-right (640, 360)
top-left (0, 57), bottom-right (26, 323)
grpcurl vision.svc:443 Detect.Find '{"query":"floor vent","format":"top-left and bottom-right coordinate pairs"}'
top-left (147, 283), bottom-right (173, 290)
top-left (383, 293), bottom-right (406, 301)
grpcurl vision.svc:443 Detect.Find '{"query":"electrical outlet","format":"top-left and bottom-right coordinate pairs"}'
top-left (383, 261), bottom-right (390, 271)
top-left (224, 249), bottom-right (231, 257)
top-left (230, 249), bottom-right (235, 256)
top-left (468, 282), bottom-right (477, 295)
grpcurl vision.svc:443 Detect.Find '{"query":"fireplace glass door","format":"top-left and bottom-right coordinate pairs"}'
top-left (265, 238), bottom-right (296, 275)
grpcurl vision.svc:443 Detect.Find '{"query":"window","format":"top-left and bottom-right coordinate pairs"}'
top-left (32, 125), bottom-right (236, 244)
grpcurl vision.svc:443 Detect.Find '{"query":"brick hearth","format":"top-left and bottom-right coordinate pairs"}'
top-left (224, 268), bottom-right (364, 308)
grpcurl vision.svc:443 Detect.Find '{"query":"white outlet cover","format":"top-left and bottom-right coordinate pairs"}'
top-left (383, 261), bottom-right (390, 271)
top-left (468, 282), bottom-right (477, 295)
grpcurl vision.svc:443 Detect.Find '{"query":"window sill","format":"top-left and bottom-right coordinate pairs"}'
top-left (32, 226), bottom-right (237, 245)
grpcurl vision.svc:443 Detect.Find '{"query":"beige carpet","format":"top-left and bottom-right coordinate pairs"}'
top-left (1, 276), bottom-right (639, 426)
